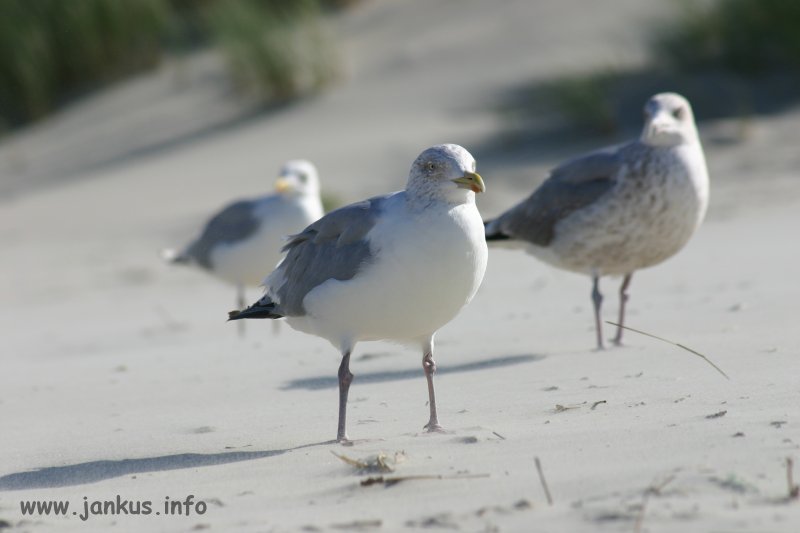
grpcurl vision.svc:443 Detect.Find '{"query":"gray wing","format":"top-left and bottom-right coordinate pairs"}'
top-left (268, 194), bottom-right (390, 316)
top-left (184, 199), bottom-right (262, 269)
top-left (492, 145), bottom-right (629, 246)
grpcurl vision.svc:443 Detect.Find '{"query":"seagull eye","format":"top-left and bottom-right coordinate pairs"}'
top-left (426, 162), bottom-right (436, 172)
top-left (298, 173), bottom-right (308, 183)
top-left (672, 108), bottom-right (684, 120)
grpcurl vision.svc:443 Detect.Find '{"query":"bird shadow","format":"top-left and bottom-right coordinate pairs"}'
top-left (0, 440), bottom-right (331, 491)
top-left (282, 353), bottom-right (543, 391)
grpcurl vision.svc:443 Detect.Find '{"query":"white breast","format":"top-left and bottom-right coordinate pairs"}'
top-left (294, 198), bottom-right (488, 348)
top-left (211, 196), bottom-right (323, 286)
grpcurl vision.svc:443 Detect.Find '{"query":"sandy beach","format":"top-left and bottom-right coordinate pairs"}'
top-left (1, 1), bottom-right (799, 531)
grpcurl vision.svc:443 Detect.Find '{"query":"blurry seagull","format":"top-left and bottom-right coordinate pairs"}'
top-left (230, 144), bottom-right (487, 442)
top-left (164, 160), bottom-right (324, 333)
top-left (485, 93), bottom-right (709, 349)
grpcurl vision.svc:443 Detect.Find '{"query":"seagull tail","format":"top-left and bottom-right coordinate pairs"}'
top-left (228, 298), bottom-right (284, 321)
top-left (484, 218), bottom-right (511, 242)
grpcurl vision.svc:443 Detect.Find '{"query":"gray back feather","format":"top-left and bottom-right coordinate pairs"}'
top-left (185, 200), bottom-right (261, 269)
top-left (272, 195), bottom-right (389, 316)
top-left (496, 144), bottom-right (629, 246)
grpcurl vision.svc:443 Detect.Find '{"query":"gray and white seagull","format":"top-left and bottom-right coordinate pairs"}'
top-left (230, 144), bottom-right (488, 442)
top-left (164, 160), bottom-right (324, 333)
top-left (485, 93), bottom-right (710, 349)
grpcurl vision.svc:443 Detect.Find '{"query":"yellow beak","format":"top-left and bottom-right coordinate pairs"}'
top-left (452, 171), bottom-right (486, 193)
top-left (274, 178), bottom-right (292, 193)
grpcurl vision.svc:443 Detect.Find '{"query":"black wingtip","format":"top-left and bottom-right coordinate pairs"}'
top-left (486, 232), bottom-right (511, 242)
top-left (227, 301), bottom-right (284, 321)
top-left (484, 219), bottom-right (511, 242)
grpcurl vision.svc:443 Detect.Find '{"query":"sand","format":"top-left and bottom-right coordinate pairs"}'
top-left (1, 0), bottom-right (799, 531)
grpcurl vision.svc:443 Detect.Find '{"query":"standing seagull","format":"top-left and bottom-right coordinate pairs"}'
top-left (230, 144), bottom-right (488, 442)
top-left (164, 160), bottom-right (324, 333)
top-left (485, 93), bottom-right (709, 349)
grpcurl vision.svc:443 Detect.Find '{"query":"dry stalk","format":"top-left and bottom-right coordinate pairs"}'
top-left (535, 457), bottom-right (554, 506)
top-left (606, 322), bottom-right (729, 380)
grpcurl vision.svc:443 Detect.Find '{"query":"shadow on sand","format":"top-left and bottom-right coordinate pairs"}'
top-left (0, 441), bottom-right (331, 491)
top-left (1, 355), bottom-right (542, 491)
top-left (282, 353), bottom-right (543, 391)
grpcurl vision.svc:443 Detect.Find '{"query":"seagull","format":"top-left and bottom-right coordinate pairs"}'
top-left (485, 93), bottom-right (709, 349)
top-left (229, 144), bottom-right (488, 442)
top-left (164, 160), bottom-right (324, 333)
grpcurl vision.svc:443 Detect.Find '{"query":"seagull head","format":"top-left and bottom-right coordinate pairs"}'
top-left (274, 159), bottom-right (320, 197)
top-left (407, 144), bottom-right (485, 204)
top-left (641, 93), bottom-right (699, 147)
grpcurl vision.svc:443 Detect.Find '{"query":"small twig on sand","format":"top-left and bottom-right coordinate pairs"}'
top-left (332, 451), bottom-right (370, 469)
top-left (634, 475), bottom-right (675, 533)
top-left (606, 322), bottom-right (730, 380)
top-left (492, 431), bottom-right (507, 440)
top-left (360, 473), bottom-right (488, 487)
top-left (591, 400), bottom-right (607, 410)
top-left (788, 457), bottom-right (799, 500)
top-left (555, 402), bottom-right (585, 413)
top-left (331, 519), bottom-right (382, 530)
top-left (633, 492), bottom-right (650, 533)
top-left (535, 457), bottom-right (554, 506)
top-left (331, 451), bottom-right (403, 473)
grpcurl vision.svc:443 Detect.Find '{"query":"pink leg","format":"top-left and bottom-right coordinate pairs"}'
top-left (336, 351), bottom-right (353, 442)
top-left (591, 274), bottom-right (604, 350)
top-left (611, 273), bottom-right (633, 346)
top-left (422, 339), bottom-right (444, 432)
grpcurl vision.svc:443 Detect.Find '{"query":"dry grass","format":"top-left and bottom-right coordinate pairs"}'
top-left (0, 0), bottom-right (346, 131)
top-left (206, 0), bottom-right (339, 103)
top-left (0, 0), bottom-right (167, 128)
top-left (500, 0), bottom-right (800, 138)
top-left (606, 322), bottom-right (730, 380)
top-left (653, 0), bottom-right (800, 76)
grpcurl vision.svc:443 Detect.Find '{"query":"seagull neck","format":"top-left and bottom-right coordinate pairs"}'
top-left (404, 188), bottom-right (471, 211)
top-left (406, 175), bottom-right (474, 209)
top-left (640, 127), bottom-right (700, 148)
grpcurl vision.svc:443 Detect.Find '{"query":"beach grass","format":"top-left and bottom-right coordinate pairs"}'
top-left (0, 0), bottom-right (345, 130)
